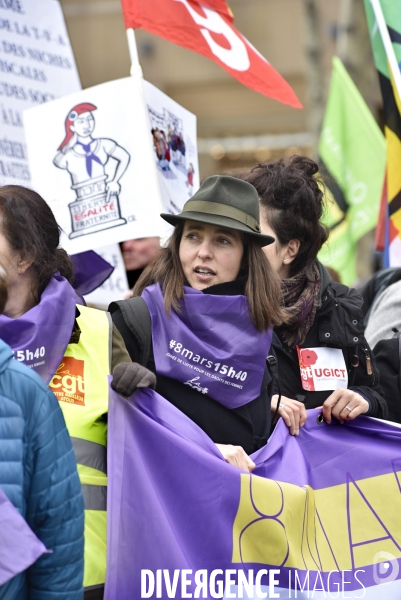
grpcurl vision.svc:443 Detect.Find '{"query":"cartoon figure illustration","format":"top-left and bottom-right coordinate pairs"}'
top-left (54, 102), bottom-right (130, 239)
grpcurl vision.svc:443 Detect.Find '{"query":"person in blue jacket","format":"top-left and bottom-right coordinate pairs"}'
top-left (0, 266), bottom-right (84, 599)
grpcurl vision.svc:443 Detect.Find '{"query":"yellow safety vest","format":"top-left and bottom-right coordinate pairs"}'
top-left (49, 305), bottom-right (111, 592)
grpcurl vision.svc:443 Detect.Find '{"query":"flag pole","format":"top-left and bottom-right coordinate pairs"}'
top-left (126, 28), bottom-right (143, 78)
top-left (370, 0), bottom-right (401, 101)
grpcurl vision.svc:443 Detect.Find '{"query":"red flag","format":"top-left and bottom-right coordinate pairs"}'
top-left (121, 0), bottom-right (302, 108)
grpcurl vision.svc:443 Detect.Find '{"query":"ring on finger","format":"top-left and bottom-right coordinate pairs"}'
top-left (344, 405), bottom-right (353, 412)
top-left (279, 402), bottom-right (286, 408)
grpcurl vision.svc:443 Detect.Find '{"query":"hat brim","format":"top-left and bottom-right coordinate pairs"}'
top-left (160, 211), bottom-right (275, 247)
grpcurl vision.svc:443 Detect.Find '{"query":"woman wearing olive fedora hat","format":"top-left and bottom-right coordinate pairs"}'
top-left (109, 175), bottom-right (286, 471)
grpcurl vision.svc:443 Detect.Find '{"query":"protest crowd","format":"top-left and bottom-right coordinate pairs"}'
top-left (0, 160), bottom-right (399, 599)
top-left (1, 0), bottom-right (401, 599)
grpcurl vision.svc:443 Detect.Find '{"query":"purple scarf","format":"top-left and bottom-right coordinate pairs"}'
top-left (0, 275), bottom-right (78, 384)
top-left (142, 283), bottom-right (272, 408)
top-left (75, 139), bottom-right (102, 177)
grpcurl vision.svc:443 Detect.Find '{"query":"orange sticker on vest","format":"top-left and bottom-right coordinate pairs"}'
top-left (49, 357), bottom-right (85, 405)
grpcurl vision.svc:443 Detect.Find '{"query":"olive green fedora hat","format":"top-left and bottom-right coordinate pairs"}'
top-left (160, 175), bottom-right (275, 247)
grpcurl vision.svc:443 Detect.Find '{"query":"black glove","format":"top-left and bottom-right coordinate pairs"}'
top-left (111, 362), bottom-right (156, 397)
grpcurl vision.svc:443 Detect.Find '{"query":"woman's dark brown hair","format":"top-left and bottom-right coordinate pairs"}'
top-left (133, 222), bottom-right (286, 332)
top-left (0, 185), bottom-right (73, 297)
top-left (244, 156), bottom-right (329, 278)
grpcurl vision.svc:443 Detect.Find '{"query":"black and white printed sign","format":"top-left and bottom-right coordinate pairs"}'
top-left (0, 0), bottom-right (80, 186)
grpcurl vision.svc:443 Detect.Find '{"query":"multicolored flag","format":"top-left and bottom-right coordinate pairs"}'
top-left (106, 386), bottom-right (401, 599)
top-left (318, 57), bottom-right (386, 285)
top-left (120, 0), bottom-right (302, 108)
top-left (364, 0), bottom-right (401, 266)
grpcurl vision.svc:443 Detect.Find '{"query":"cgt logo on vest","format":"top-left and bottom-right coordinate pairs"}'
top-left (49, 357), bottom-right (85, 405)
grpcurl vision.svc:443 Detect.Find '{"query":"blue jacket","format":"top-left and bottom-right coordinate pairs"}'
top-left (0, 340), bottom-right (84, 599)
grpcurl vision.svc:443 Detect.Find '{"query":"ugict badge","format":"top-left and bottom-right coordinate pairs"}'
top-left (296, 346), bottom-right (348, 392)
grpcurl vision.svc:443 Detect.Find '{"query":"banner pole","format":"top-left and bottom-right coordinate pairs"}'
top-left (370, 0), bottom-right (401, 101)
top-left (126, 28), bottom-right (143, 78)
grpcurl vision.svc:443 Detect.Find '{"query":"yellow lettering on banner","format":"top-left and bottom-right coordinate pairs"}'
top-left (232, 470), bottom-right (401, 571)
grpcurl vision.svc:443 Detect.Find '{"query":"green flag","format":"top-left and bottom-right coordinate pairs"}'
top-left (318, 56), bottom-right (386, 285)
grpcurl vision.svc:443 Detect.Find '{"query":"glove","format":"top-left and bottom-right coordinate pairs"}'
top-left (111, 362), bottom-right (156, 397)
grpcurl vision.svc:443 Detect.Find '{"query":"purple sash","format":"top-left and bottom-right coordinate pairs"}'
top-left (142, 284), bottom-right (272, 408)
top-left (0, 275), bottom-right (78, 384)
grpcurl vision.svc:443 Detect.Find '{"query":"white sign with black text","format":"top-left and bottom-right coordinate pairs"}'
top-left (0, 0), bottom-right (80, 186)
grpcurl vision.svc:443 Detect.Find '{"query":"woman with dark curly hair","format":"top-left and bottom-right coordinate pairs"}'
top-left (244, 155), bottom-right (387, 435)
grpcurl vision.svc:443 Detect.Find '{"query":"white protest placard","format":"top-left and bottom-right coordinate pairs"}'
top-left (84, 243), bottom-right (129, 309)
top-left (0, 0), bottom-right (81, 186)
top-left (24, 76), bottom-right (165, 254)
top-left (143, 80), bottom-right (199, 216)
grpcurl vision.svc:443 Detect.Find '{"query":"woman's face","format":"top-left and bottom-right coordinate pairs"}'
top-left (179, 221), bottom-right (244, 290)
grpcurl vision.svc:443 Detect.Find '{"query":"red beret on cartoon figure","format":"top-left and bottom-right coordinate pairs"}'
top-left (58, 102), bottom-right (97, 151)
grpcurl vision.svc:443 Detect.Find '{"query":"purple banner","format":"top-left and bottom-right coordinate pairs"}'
top-left (0, 275), bottom-right (78, 384)
top-left (106, 387), bottom-right (401, 599)
top-left (0, 487), bottom-right (48, 585)
top-left (142, 284), bottom-right (272, 408)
